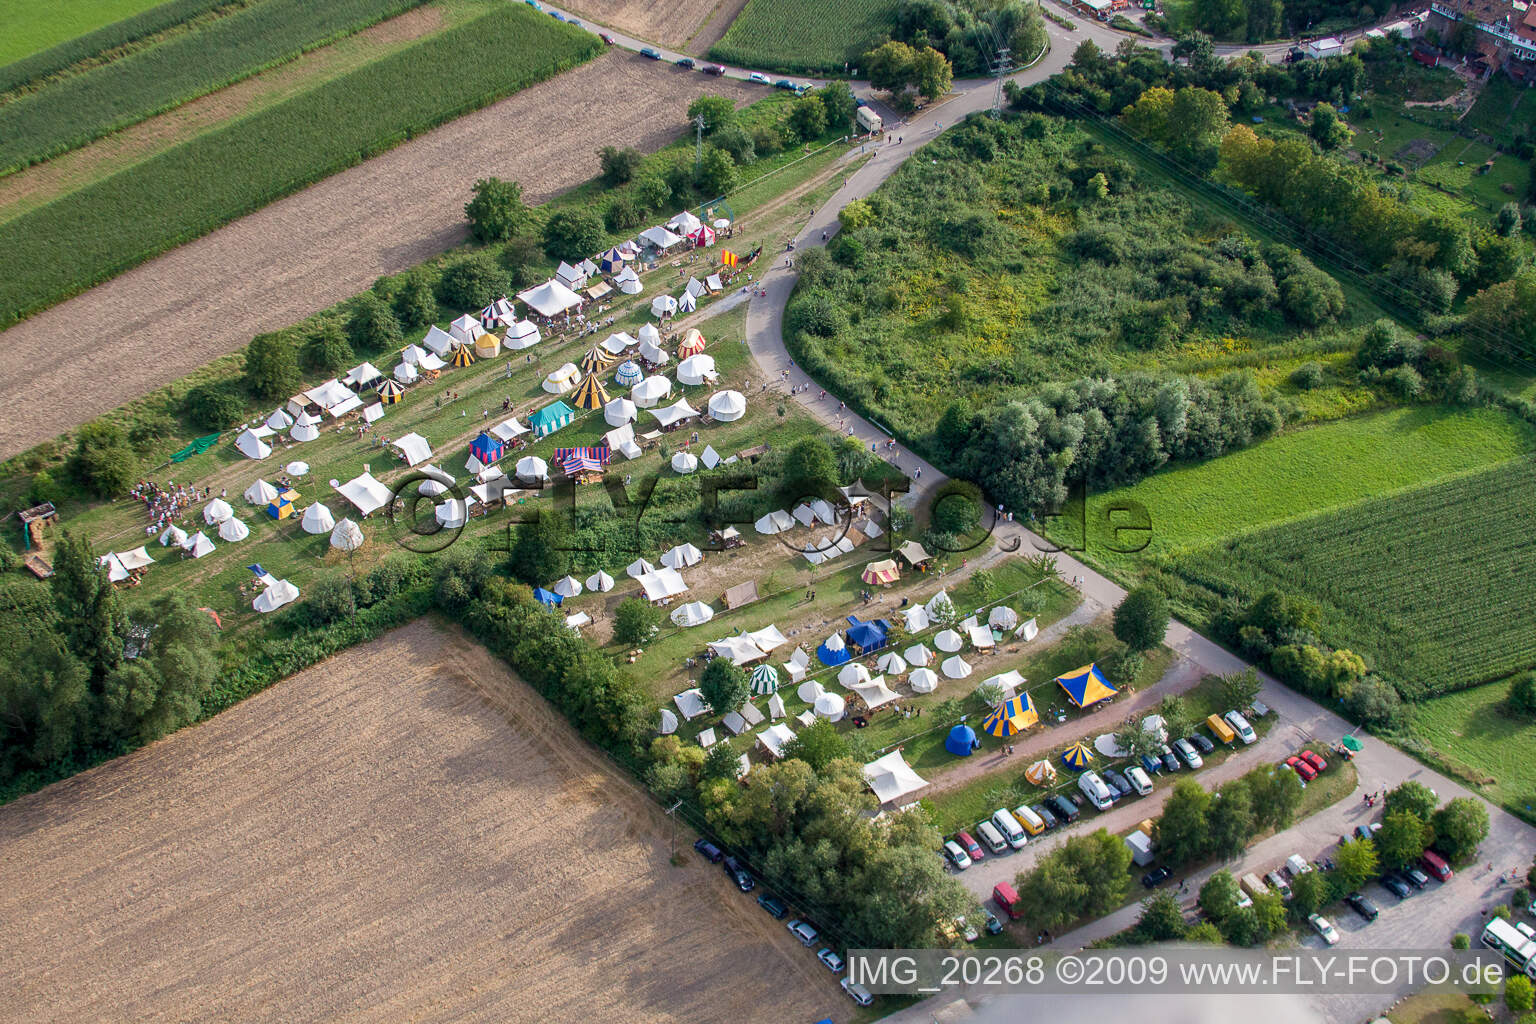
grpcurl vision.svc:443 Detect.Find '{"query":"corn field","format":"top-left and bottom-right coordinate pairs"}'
top-left (708, 0), bottom-right (900, 75)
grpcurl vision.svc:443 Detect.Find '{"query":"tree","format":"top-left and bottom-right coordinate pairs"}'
top-left (687, 96), bottom-right (736, 134)
top-left (1288, 867), bottom-right (1329, 918)
top-left (1335, 837), bottom-right (1379, 891)
top-left (50, 532), bottom-right (128, 680)
top-left (700, 741), bottom-right (742, 783)
top-left (598, 145), bottom-right (644, 186)
top-left (1072, 40), bottom-right (1107, 73)
top-left (244, 331), bottom-right (302, 401)
top-left (303, 321), bottom-right (353, 374)
top-left (780, 437), bottom-right (838, 499)
top-left (932, 490), bottom-right (980, 536)
top-left (1198, 870), bottom-right (1242, 922)
top-left (1432, 797), bottom-right (1490, 863)
top-left (1207, 779), bottom-right (1255, 860)
top-left (507, 510), bottom-right (570, 586)
top-left (306, 574), bottom-right (357, 624)
top-left (1155, 695), bottom-right (1195, 745)
top-left (464, 177), bottom-right (528, 243)
top-left (1377, 810), bottom-right (1431, 871)
top-left (1135, 890), bottom-right (1187, 941)
top-left (1509, 975), bottom-right (1535, 1015)
top-left (787, 95), bottom-right (828, 142)
top-left (1511, 672), bottom-right (1536, 716)
top-left (1247, 765), bottom-right (1304, 833)
top-left (1309, 103), bottom-right (1352, 151)
top-left (348, 293), bottom-right (402, 354)
top-left (1385, 780), bottom-right (1439, 823)
top-left (1113, 585), bottom-right (1169, 652)
top-left (101, 591), bottom-right (217, 742)
top-left (70, 421), bottom-right (138, 498)
top-left (864, 41), bottom-right (917, 95)
top-left (183, 381), bottom-right (246, 431)
top-left (1250, 890), bottom-right (1287, 937)
top-left (542, 209), bottom-right (605, 262)
top-left (782, 718), bottom-right (850, 770)
top-left (818, 81), bottom-right (857, 133)
top-left (634, 173), bottom-right (671, 212)
top-left (710, 124), bottom-right (756, 166)
top-left (392, 275), bottom-right (437, 329)
top-left (1156, 779), bottom-right (1213, 867)
top-left (614, 597), bottom-right (663, 645)
top-left (912, 46), bottom-right (953, 101)
top-left (439, 253), bottom-right (508, 310)
top-left (840, 198), bottom-right (876, 231)
top-left (696, 145), bottom-right (737, 196)
top-left (0, 636), bottom-right (91, 768)
top-left (699, 658), bottom-right (748, 716)
top-left (433, 545), bottom-right (492, 613)
top-left (1215, 668), bottom-right (1262, 712)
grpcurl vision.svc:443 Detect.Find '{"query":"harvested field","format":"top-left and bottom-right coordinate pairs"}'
top-left (559, 0), bottom-right (724, 48)
top-left (0, 52), bottom-right (759, 460)
top-left (0, 618), bottom-right (838, 1024)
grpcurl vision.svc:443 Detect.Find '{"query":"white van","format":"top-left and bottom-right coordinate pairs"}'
top-left (976, 820), bottom-right (1009, 855)
top-left (1125, 765), bottom-right (1154, 795)
top-left (1078, 771), bottom-right (1114, 811)
top-left (1224, 710), bottom-right (1257, 745)
top-left (992, 809), bottom-right (1028, 850)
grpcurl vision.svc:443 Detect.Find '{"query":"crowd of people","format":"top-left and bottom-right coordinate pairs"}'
top-left (131, 479), bottom-right (215, 531)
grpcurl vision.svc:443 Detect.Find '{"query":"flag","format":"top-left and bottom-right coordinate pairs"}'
top-left (721, 249), bottom-right (738, 268)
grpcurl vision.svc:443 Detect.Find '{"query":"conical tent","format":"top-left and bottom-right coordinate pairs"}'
top-left (658, 709), bottom-right (679, 735)
top-left (580, 346), bottom-right (614, 373)
top-left (708, 390), bottom-right (745, 422)
top-left (1061, 742), bottom-right (1094, 770)
top-left (552, 575), bottom-right (583, 598)
top-left (677, 291), bottom-right (697, 313)
top-left (982, 695), bottom-right (1037, 737)
top-left (908, 667), bottom-right (938, 693)
top-left (797, 679), bottom-right (825, 704)
top-left (989, 605), bottom-right (1019, 629)
top-left (515, 456), bottom-right (549, 483)
top-left (1025, 760), bottom-right (1058, 786)
top-left (904, 643), bottom-right (932, 667)
top-left (203, 498), bottom-right (233, 524)
top-left (676, 328), bottom-right (706, 358)
top-left (934, 629), bottom-right (963, 653)
top-left (266, 409), bottom-right (293, 431)
top-left (301, 503), bottom-right (335, 535)
top-left (750, 664), bottom-right (779, 695)
top-left (876, 651), bottom-right (908, 675)
top-left (1056, 663), bottom-right (1118, 709)
top-left (244, 479), bottom-right (279, 505)
top-left (218, 517), bottom-right (249, 542)
top-left (626, 558), bottom-right (655, 579)
top-left (572, 372), bottom-right (611, 411)
top-left (838, 662), bottom-right (871, 688)
top-left (330, 518), bottom-right (364, 551)
top-left (585, 570), bottom-right (615, 593)
top-left (817, 632), bottom-right (851, 666)
top-left (450, 344), bottom-right (475, 368)
top-left (669, 601), bottom-right (714, 627)
top-left (945, 724), bottom-right (979, 756)
top-left (614, 360), bottom-right (643, 387)
top-left (942, 655), bottom-right (972, 679)
top-left (376, 379), bottom-right (405, 404)
top-left (604, 397), bottom-right (638, 426)
top-left (290, 419), bottom-right (320, 443)
top-left (475, 333), bottom-right (501, 359)
top-left (159, 525), bottom-right (188, 548)
top-left (671, 451), bottom-right (698, 475)
top-left (814, 693), bottom-right (846, 721)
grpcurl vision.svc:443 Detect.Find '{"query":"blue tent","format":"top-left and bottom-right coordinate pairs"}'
top-left (944, 723), bottom-right (979, 757)
top-left (599, 247), bottom-right (627, 273)
top-left (816, 639), bottom-right (851, 666)
top-left (532, 587), bottom-right (563, 607)
top-left (845, 615), bottom-right (890, 652)
top-left (470, 431), bottom-right (504, 466)
top-left (1056, 663), bottom-right (1118, 709)
top-left (247, 563), bottom-right (266, 577)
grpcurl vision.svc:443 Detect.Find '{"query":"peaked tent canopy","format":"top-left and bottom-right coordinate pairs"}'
top-left (450, 344), bottom-right (475, 368)
top-left (572, 372), bottom-right (611, 411)
top-left (677, 354), bottom-right (716, 386)
top-left (708, 390), bottom-right (745, 422)
top-left (505, 320), bottom-right (542, 349)
top-left (585, 570), bottom-right (615, 593)
top-left (676, 328), bottom-right (706, 358)
top-left (217, 517), bottom-right (249, 542)
top-left (632, 376), bottom-right (671, 408)
top-left (337, 472), bottom-right (393, 516)
top-left (580, 346), bottom-right (614, 373)
top-left (449, 314), bottom-right (486, 344)
top-left (518, 280), bottom-right (583, 318)
top-left (469, 431), bottom-right (504, 466)
top-left (945, 724), bottom-right (980, 757)
top-left (908, 667), bottom-right (939, 693)
top-left (391, 432), bottom-right (432, 467)
top-left (253, 578), bottom-right (298, 613)
top-left (330, 517), bottom-right (365, 551)
top-left (982, 695), bottom-right (1038, 737)
top-left (528, 401), bottom-right (575, 437)
top-left (1056, 663), bottom-right (1118, 709)
top-left (515, 456), bottom-right (549, 483)
top-left (1061, 741), bottom-right (1094, 770)
top-left (376, 378), bottom-right (405, 404)
top-left (552, 575), bottom-right (583, 598)
top-left (863, 750), bottom-right (928, 806)
top-left (300, 502), bottom-right (336, 535)
top-left (861, 559), bottom-right (900, 585)
top-left (670, 600), bottom-right (714, 627)
top-left (613, 360), bottom-right (644, 387)
top-left (671, 451), bottom-right (698, 475)
top-left (235, 429), bottom-right (271, 460)
top-left (942, 655), bottom-right (972, 679)
top-left (750, 664), bottom-right (779, 695)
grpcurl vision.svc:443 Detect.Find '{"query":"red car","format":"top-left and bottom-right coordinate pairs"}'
top-left (956, 831), bottom-right (985, 861)
top-left (1285, 756), bottom-right (1317, 782)
top-left (1300, 749), bottom-right (1328, 773)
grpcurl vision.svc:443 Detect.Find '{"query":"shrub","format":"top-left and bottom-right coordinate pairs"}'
top-left (1383, 364), bottom-right (1425, 399)
top-left (348, 293), bottom-right (403, 354)
top-left (1290, 361), bottom-right (1325, 390)
top-left (439, 253), bottom-right (508, 310)
top-left (464, 177), bottom-right (529, 242)
top-left (614, 597), bottom-right (663, 645)
top-left (184, 381), bottom-right (247, 431)
top-left (1452, 932), bottom-right (1471, 950)
top-left (605, 194), bottom-right (642, 231)
top-left (244, 331), bottom-right (302, 401)
top-left (392, 275), bottom-right (437, 329)
top-left (598, 146), bottom-right (644, 186)
top-left (542, 209), bottom-right (605, 262)
top-left (1511, 671), bottom-right (1536, 715)
top-left (307, 574), bottom-right (358, 624)
top-left (70, 422), bottom-right (139, 497)
top-left (303, 322), bottom-right (354, 374)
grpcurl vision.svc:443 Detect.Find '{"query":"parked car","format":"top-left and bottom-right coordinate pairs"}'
top-left (943, 839), bottom-right (972, 871)
top-left (748, 71), bottom-right (770, 83)
top-left (599, 32), bottom-right (615, 44)
top-left (1401, 866), bottom-right (1430, 889)
top-left (817, 949), bottom-right (845, 972)
top-left (788, 919), bottom-right (819, 945)
top-left (676, 57), bottom-right (695, 69)
top-left (1300, 749), bottom-right (1328, 773)
top-left (956, 831), bottom-right (985, 861)
top-left (955, 916), bottom-right (980, 942)
top-left (1158, 746), bottom-right (1180, 773)
top-left (1186, 733), bottom-right (1215, 755)
top-left (1354, 824), bottom-right (1375, 843)
top-left (1382, 874), bottom-right (1412, 899)
top-left (757, 894), bottom-right (788, 919)
top-left (1125, 765), bottom-right (1154, 796)
top-left (524, 0), bottom-right (541, 8)
top-left (1078, 771), bottom-right (1115, 812)
top-left (773, 78), bottom-right (798, 90)
top-left (1103, 769), bottom-right (1134, 799)
top-left (1140, 753), bottom-right (1164, 777)
top-left (693, 838), bottom-right (723, 863)
top-left (1264, 870), bottom-right (1293, 900)
top-left (1345, 891), bottom-right (1379, 922)
top-left (567, 17), bottom-right (581, 26)
top-left (984, 910), bottom-right (1003, 935)
top-left (1309, 913), bottom-right (1340, 945)
top-left (722, 854), bottom-right (754, 891)
top-left (550, 10), bottom-right (565, 20)
top-left (1224, 710), bottom-right (1257, 744)
top-left (640, 47), bottom-right (662, 59)
top-left (1285, 755), bottom-right (1317, 782)
top-left (1285, 854), bottom-right (1313, 877)
top-left (1142, 865), bottom-right (1173, 889)
top-left (1032, 803), bottom-right (1059, 829)
top-left (1047, 794), bottom-right (1081, 823)
top-left (1420, 849), bottom-right (1454, 881)
top-left (1172, 738), bottom-right (1203, 769)
top-left (841, 978), bottom-right (874, 1007)
top-left (704, 63), bottom-right (726, 75)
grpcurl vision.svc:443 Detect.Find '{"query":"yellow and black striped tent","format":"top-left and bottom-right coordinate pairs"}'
top-left (572, 372), bottom-right (611, 411)
top-left (375, 379), bottom-right (405, 404)
top-left (580, 346), bottom-right (614, 373)
top-left (450, 344), bottom-right (476, 368)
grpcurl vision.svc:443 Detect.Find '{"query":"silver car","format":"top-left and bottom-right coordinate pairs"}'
top-left (788, 919), bottom-right (818, 946)
top-left (1172, 738), bottom-right (1203, 769)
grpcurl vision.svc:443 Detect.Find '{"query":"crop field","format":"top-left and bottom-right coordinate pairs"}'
top-left (708, 0), bottom-right (900, 73)
top-left (0, 620), bottom-right (837, 1023)
top-left (1063, 406), bottom-right (1533, 563)
top-left (559, 0), bottom-right (725, 48)
top-left (1407, 677), bottom-right (1536, 816)
top-left (0, 0), bottom-right (428, 174)
top-left (0, 3), bottom-right (602, 330)
top-left (1166, 457), bottom-right (1536, 700)
top-left (0, 0), bottom-right (171, 66)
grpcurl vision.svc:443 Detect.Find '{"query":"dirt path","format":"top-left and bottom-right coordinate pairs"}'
top-left (0, 618), bottom-right (840, 1023)
top-left (0, 52), bottom-right (762, 461)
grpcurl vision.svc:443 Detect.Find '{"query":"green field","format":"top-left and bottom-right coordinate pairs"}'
top-left (1407, 678), bottom-right (1536, 818)
top-left (1166, 456), bottom-right (1536, 700)
top-left (0, 0), bottom-right (426, 174)
top-left (1066, 406), bottom-right (1534, 561)
top-left (0, 3), bottom-right (601, 328)
top-left (708, 0), bottom-right (900, 74)
top-left (0, 0), bottom-right (172, 65)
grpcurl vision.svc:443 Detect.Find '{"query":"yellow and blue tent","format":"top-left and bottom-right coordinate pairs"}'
top-left (1056, 663), bottom-right (1117, 709)
top-left (981, 694), bottom-right (1038, 738)
top-left (1060, 741), bottom-right (1093, 770)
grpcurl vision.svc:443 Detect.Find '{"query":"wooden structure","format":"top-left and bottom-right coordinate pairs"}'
top-left (18, 501), bottom-right (58, 549)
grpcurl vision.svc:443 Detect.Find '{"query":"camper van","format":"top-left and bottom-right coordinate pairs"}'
top-left (1078, 771), bottom-right (1115, 811)
top-left (855, 106), bottom-right (884, 134)
top-left (992, 809), bottom-right (1028, 850)
top-left (1224, 710), bottom-right (1257, 745)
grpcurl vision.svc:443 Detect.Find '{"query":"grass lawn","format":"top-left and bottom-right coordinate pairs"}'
top-left (1387, 990), bottom-right (1482, 1024)
top-left (1404, 677), bottom-right (1536, 816)
top-left (0, 0), bottom-right (170, 65)
top-left (1055, 406), bottom-right (1534, 566)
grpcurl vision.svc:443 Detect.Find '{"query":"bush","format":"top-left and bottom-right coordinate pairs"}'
top-left (614, 597), bottom-right (663, 645)
top-left (1290, 362), bottom-right (1325, 390)
top-left (392, 275), bottom-right (437, 329)
top-left (699, 658), bottom-right (748, 716)
top-left (244, 331), bottom-right (302, 401)
top-left (542, 208), bottom-right (605, 262)
top-left (1383, 364), bottom-right (1424, 399)
top-left (183, 381), bottom-right (247, 431)
top-left (1512, 672), bottom-right (1536, 715)
top-left (70, 421), bottom-right (139, 497)
top-left (439, 253), bottom-right (508, 310)
top-left (1452, 932), bottom-right (1471, 950)
top-left (307, 573), bottom-right (358, 624)
top-left (348, 293), bottom-right (403, 354)
top-left (605, 194), bottom-right (642, 232)
top-left (464, 177), bottom-right (529, 242)
top-left (303, 321), bottom-right (354, 374)
top-left (598, 145), bottom-right (644, 186)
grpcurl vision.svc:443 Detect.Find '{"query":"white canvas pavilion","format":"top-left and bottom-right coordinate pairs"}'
top-left (708, 635), bottom-right (768, 666)
top-left (708, 391), bottom-right (745, 421)
top-left (552, 575), bottom-right (583, 598)
top-left (266, 408), bottom-right (293, 431)
top-left (754, 509), bottom-right (795, 534)
top-left (202, 498), bottom-right (233, 524)
top-left (637, 568), bottom-right (688, 602)
top-left (184, 531), bottom-right (216, 558)
top-left (235, 429), bottom-right (271, 460)
top-left (660, 542), bottom-right (703, 569)
top-left (673, 688), bottom-right (708, 720)
top-left (626, 558), bottom-right (655, 579)
top-left (758, 722), bottom-right (796, 759)
top-left (518, 280), bottom-right (583, 318)
top-left (668, 211), bottom-right (703, 235)
top-left (391, 432), bottom-right (432, 467)
top-left (400, 344), bottom-right (445, 371)
top-left (632, 376), bottom-right (671, 408)
top-left (449, 315), bottom-right (486, 344)
top-left (904, 643), bottom-right (932, 667)
top-left (337, 472), bottom-right (393, 516)
top-left (217, 517), bottom-right (249, 542)
top-left (639, 225), bottom-right (684, 250)
top-left (554, 261), bottom-right (587, 290)
top-left (934, 629), bottom-right (964, 653)
top-left (781, 646), bottom-right (810, 682)
top-left (969, 625), bottom-right (996, 649)
top-left (638, 337), bottom-right (668, 366)
top-left (671, 451), bottom-right (698, 475)
top-left (490, 417), bottom-right (529, 442)
top-left (504, 320), bottom-right (542, 349)
top-left (677, 355), bottom-right (716, 386)
top-left (253, 578), bottom-right (299, 613)
top-left (980, 669), bottom-right (1024, 703)
top-left (838, 663), bottom-right (871, 688)
top-left (650, 295), bottom-right (678, 318)
top-left (864, 750), bottom-right (929, 806)
top-left (586, 570), bottom-right (615, 593)
top-left (649, 398), bottom-right (699, 429)
top-left (700, 445), bottom-right (721, 469)
top-left (601, 331), bottom-right (639, 355)
top-left (515, 456), bottom-right (549, 484)
top-left (604, 397), bottom-right (638, 426)
top-left (848, 676), bottom-right (901, 710)
top-left (908, 667), bottom-right (939, 693)
top-left (942, 655), bottom-right (973, 679)
top-left (543, 362), bottom-right (580, 394)
top-left (300, 502), bottom-right (336, 535)
top-left (289, 412), bottom-right (320, 443)
top-left (670, 601), bottom-right (714, 627)
top-left (614, 267), bottom-right (643, 294)
top-left (605, 423), bottom-right (642, 461)
top-left (423, 326), bottom-right (458, 357)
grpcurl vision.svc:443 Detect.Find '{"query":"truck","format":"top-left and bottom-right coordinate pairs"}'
top-left (994, 882), bottom-right (1022, 920)
top-left (1124, 829), bottom-right (1155, 867)
top-left (855, 106), bottom-right (883, 134)
top-left (1483, 918), bottom-right (1536, 978)
top-left (1240, 873), bottom-right (1269, 899)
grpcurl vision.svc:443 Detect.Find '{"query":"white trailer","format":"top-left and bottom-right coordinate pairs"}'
top-left (856, 106), bottom-right (883, 133)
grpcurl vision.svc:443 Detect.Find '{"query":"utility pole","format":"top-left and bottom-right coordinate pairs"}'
top-left (990, 46), bottom-right (1013, 117)
top-left (693, 114), bottom-right (706, 175)
top-left (666, 799), bottom-right (684, 860)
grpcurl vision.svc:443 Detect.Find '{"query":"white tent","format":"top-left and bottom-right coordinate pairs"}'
top-left (515, 456), bottom-right (549, 483)
top-left (601, 331), bottom-right (638, 356)
top-left (684, 277), bottom-right (708, 300)
top-left (605, 423), bottom-right (642, 461)
top-left (708, 635), bottom-right (766, 665)
top-left (490, 417), bottom-right (528, 442)
top-left (671, 451), bottom-right (698, 475)
top-left (217, 517), bottom-right (249, 542)
top-left (639, 225), bottom-right (684, 250)
top-left (99, 553), bottom-right (129, 583)
top-left (864, 750), bottom-right (929, 806)
top-left (1019, 617), bottom-right (1039, 642)
top-left (758, 722), bottom-right (796, 759)
top-left (797, 679), bottom-right (825, 704)
top-left (650, 295), bottom-right (678, 318)
top-left (904, 643), bottom-right (932, 667)
top-left (554, 261), bottom-right (587, 290)
top-left (158, 524), bottom-right (188, 548)
top-left (661, 542), bottom-right (703, 569)
top-left (393, 361), bottom-right (420, 386)
top-left (337, 472), bottom-right (393, 516)
top-left (399, 345), bottom-right (437, 369)
top-left (877, 651), bottom-right (909, 675)
top-left (792, 503), bottom-right (816, 527)
top-left (670, 601), bottom-right (714, 627)
top-left (253, 578), bottom-right (299, 613)
top-left (552, 575), bottom-right (583, 598)
top-left (969, 625), bottom-right (995, 649)
top-left (504, 320), bottom-right (542, 350)
top-left (755, 509), bottom-right (795, 535)
top-left (768, 693), bottom-right (787, 719)
top-left (934, 629), bottom-right (964, 653)
top-left (658, 709), bottom-right (679, 735)
top-left (626, 557), bottom-right (655, 579)
top-left (908, 667), bottom-right (939, 693)
top-left (286, 461), bottom-right (309, 478)
top-left (700, 445), bottom-right (721, 469)
top-left (639, 339), bottom-right (668, 366)
top-left (849, 676), bottom-right (901, 710)
top-left (649, 398), bottom-right (699, 429)
top-left (604, 397), bottom-right (638, 426)
top-left (838, 662), bottom-right (871, 688)
top-left (301, 502), bottom-right (336, 535)
top-left (673, 688), bottom-right (707, 719)
top-left (632, 376), bottom-right (671, 408)
top-left (677, 354), bottom-right (717, 386)
top-left (980, 669), bottom-right (1024, 704)
top-left (235, 429), bottom-right (271, 460)
top-left (390, 432), bottom-right (432, 467)
top-left (435, 498), bottom-right (467, 529)
top-left (638, 568), bottom-right (688, 602)
top-left (989, 606), bottom-right (1019, 630)
top-left (518, 280), bottom-right (584, 318)
top-left (543, 362), bottom-right (580, 394)
top-left (677, 291), bottom-right (697, 314)
top-left (586, 570), bottom-right (615, 593)
top-left (814, 693), bottom-right (846, 722)
top-left (449, 314), bottom-right (486, 344)
top-left (114, 547), bottom-right (155, 572)
top-left (243, 479), bottom-right (279, 505)
top-left (942, 655), bottom-right (973, 679)
top-left (925, 589), bottom-right (955, 620)
top-left (203, 498), bottom-right (233, 525)
top-left (614, 267), bottom-right (643, 295)
top-left (708, 390), bottom-right (745, 422)
top-left (423, 326), bottom-right (458, 357)
top-left (266, 408), bottom-right (293, 431)
top-left (330, 518), bottom-right (364, 551)
top-left (185, 531), bottom-right (216, 558)
top-left (668, 211), bottom-right (703, 235)
top-left (289, 415), bottom-right (320, 443)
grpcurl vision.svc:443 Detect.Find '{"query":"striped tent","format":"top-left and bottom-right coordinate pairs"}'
top-left (614, 360), bottom-right (643, 387)
top-left (750, 664), bottom-right (779, 696)
top-left (981, 694), bottom-right (1038, 738)
top-left (450, 344), bottom-right (475, 368)
top-left (1056, 663), bottom-right (1118, 709)
top-left (1061, 741), bottom-right (1094, 770)
top-left (555, 446), bottom-right (611, 476)
top-left (580, 346), bottom-right (615, 373)
top-left (375, 379), bottom-right (405, 404)
top-left (572, 372), bottom-right (611, 410)
top-left (676, 328), bottom-right (706, 358)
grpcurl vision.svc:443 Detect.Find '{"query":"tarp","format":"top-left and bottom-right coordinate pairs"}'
top-left (700, 445), bottom-right (721, 469)
top-left (391, 432), bottom-right (432, 467)
top-left (969, 625), bottom-right (996, 649)
top-left (673, 689), bottom-right (707, 719)
top-left (337, 473), bottom-right (393, 516)
top-left (253, 578), bottom-right (298, 613)
top-left (746, 625), bottom-right (786, 652)
top-left (848, 676), bottom-right (900, 710)
top-left (658, 708), bottom-right (679, 735)
top-left (864, 750), bottom-right (928, 805)
top-left (532, 587), bottom-right (563, 607)
top-left (518, 280), bottom-right (583, 318)
top-left (945, 724), bottom-right (979, 756)
top-left (1056, 663), bottom-right (1118, 708)
top-left (670, 600), bottom-right (714, 627)
top-left (638, 568), bottom-right (688, 602)
top-left (115, 546), bottom-right (156, 571)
